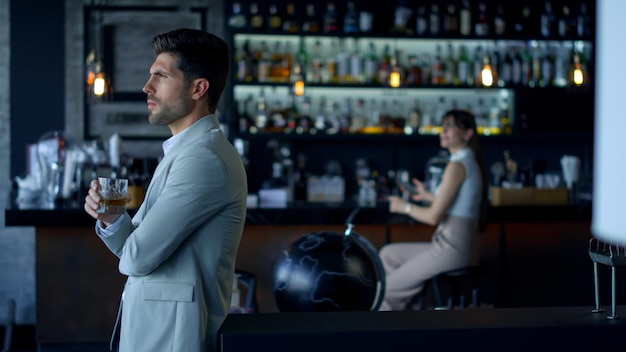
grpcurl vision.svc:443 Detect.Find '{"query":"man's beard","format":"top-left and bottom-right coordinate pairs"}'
top-left (148, 93), bottom-right (192, 125)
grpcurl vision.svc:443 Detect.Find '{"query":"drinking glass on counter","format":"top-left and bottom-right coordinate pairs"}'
top-left (97, 177), bottom-right (128, 214)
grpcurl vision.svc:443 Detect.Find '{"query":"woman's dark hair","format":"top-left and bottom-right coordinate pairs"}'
top-left (443, 109), bottom-right (489, 232)
top-left (152, 28), bottom-right (230, 114)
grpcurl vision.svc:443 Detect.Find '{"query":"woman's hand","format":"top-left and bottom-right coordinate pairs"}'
top-left (401, 178), bottom-right (434, 203)
top-left (389, 196), bottom-right (412, 215)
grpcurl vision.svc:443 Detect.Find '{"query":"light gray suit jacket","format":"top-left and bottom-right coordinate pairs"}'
top-left (96, 115), bottom-right (247, 352)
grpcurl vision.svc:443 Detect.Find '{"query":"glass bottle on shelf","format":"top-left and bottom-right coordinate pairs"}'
top-left (378, 44), bottom-right (392, 86)
top-left (350, 39), bottom-right (363, 84)
top-left (268, 99), bottom-right (286, 132)
top-left (407, 99), bottom-right (422, 135)
top-left (540, 1), bottom-right (555, 37)
top-left (337, 38), bottom-right (350, 84)
top-left (253, 89), bottom-right (269, 132)
top-left (267, 3), bottom-right (282, 31)
top-left (295, 37), bottom-right (308, 83)
top-left (282, 3), bottom-right (299, 32)
top-left (364, 42), bottom-right (379, 84)
top-left (323, 1), bottom-right (340, 33)
top-left (358, 3), bottom-right (373, 33)
top-left (459, 0), bottom-right (472, 36)
top-left (343, 1), bottom-right (359, 34)
top-left (249, 3), bottom-right (264, 30)
top-left (431, 45), bottom-right (444, 85)
top-left (475, 2), bottom-right (489, 36)
top-left (298, 96), bottom-right (313, 134)
top-left (457, 45), bottom-right (470, 86)
top-left (228, 2), bottom-right (247, 29)
top-left (443, 3), bottom-right (459, 35)
top-left (558, 4), bottom-right (572, 38)
top-left (494, 4), bottom-right (506, 36)
top-left (351, 98), bottom-right (367, 133)
top-left (309, 40), bottom-right (323, 84)
top-left (326, 39), bottom-right (339, 84)
top-left (302, 4), bottom-right (321, 33)
top-left (393, 0), bottom-right (413, 34)
top-left (577, 4), bottom-right (591, 39)
top-left (429, 3), bottom-right (440, 36)
top-left (415, 6), bottom-right (427, 36)
top-left (406, 55), bottom-right (422, 86)
top-left (444, 43), bottom-right (457, 85)
top-left (257, 41), bottom-right (271, 83)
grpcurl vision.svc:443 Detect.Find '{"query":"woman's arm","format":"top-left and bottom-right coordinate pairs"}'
top-left (389, 161), bottom-right (466, 225)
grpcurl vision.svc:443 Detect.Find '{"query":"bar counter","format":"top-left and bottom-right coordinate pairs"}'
top-left (4, 200), bottom-right (602, 348)
top-left (5, 200), bottom-right (592, 227)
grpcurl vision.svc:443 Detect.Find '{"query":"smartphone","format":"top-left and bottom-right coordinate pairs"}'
top-left (397, 178), bottom-right (419, 195)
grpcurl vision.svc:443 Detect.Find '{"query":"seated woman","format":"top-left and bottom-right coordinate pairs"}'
top-left (379, 109), bottom-right (488, 311)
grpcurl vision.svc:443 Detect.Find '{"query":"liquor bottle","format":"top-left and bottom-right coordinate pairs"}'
top-left (280, 42), bottom-right (293, 83)
top-left (459, 0), bottom-right (472, 36)
top-left (339, 98), bottom-right (353, 133)
top-left (541, 46), bottom-right (554, 87)
top-left (431, 45), bottom-right (444, 85)
top-left (314, 97), bottom-right (328, 133)
top-left (577, 4), bottom-right (591, 39)
top-left (444, 44), bottom-right (457, 85)
top-left (358, 3), bottom-right (373, 33)
top-left (298, 96), bottom-right (313, 134)
top-left (254, 89), bottom-right (269, 131)
top-left (378, 44), bottom-right (392, 86)
top-left (443, 3), bottom-right (459, 35)
top-left (293, 152), bottom-right (309, 201)
top-left (351, 98), bottom-right (367, 132)
top-left (237, 96), bottom-right (251, 133)
top-left (269, 41), bottom-right (283, 83)
top-left (457, 45), bottom-right (470, 86)
top-left (337, 39), bottom-right (350, 83)
top-left (282, 3), bottom-right (299, 32)
top-left (415, 6), bottom-right (428, 36)
top-left (364, 42), bottom-right (379, 84)
top-left (393, 0), bottom-right (413, 34)
top-left (473, 46), bottom-right (484, 86)
top-left (284, 93), bottom-right (299, 134)
top-left (350, 40), bottom-right (363, 84)
top-left (420, 54), bottom-right (432, 85)
top-left (429, 4), bottom-right (440, 36)
top-left (540, 2), bottom-right (555, 37)
top-left (406, 55), bottom-right (422, 86)
top-left (309, 40), bottom-right (323, 83)
top-left (511, 47), bottom-right (522, 86)
top-left (494, 4), bottom-right (506, 36)
top-left (475, 2), bottom-right (489, 36)
top-left (500, 50), bottom-right (513, 87)
top-left (302, 4), bottom-right (321, 33)
top-left (228, 2), bottom-right (247, 29)
top-left (323, 2), bottom-right (340, 33)
top-left (257, 41), bottom-right (271, 82)
top-left (326, 39), bottom-right (339, 83)
top-left (343, 2), bottom-right (359, 34)
top-left (530, 45), bottom-right (542, 87)
top-left (249, 3), bottom-right (264, 30)
top-left (295, 38), bottom-right (308, 83)
top-left (407, 99), bottom-right (422, 134)
top-left (267, 4), bottom-right (282, 31)
top-left (268, 99), bottom-right (286, 132)
top-left (558, 5), bottom-right (572, 38)
top-left (553, 44), bottom-right (567, 87)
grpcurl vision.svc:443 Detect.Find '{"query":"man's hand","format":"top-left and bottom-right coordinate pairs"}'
top-left (83, 179), bottom-right (123, 227)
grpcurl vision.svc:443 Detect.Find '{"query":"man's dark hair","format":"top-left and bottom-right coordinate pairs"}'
top-left (152, 28), bottom-right (230, 113)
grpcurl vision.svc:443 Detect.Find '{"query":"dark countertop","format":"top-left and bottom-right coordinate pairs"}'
top-left (218, 306), bottom-right (623, 352)
top-left (5, 199), bottom-right (592, 228)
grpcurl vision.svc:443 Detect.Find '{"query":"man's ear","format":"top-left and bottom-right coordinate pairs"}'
top-left (192, 78), bottom-right (209, 101)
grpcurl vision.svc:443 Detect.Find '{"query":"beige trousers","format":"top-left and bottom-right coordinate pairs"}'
top-left (378, 216), bottom-right (480, 311)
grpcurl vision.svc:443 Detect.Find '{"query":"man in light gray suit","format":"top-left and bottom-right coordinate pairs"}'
top-left (84, 28), bottom-right (247, 352)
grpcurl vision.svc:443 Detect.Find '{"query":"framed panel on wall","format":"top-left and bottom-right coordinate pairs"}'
top-left (84, 5), bottom-right (208, 139)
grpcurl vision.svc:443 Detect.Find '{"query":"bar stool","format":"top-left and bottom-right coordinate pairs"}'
top-left (588, 238), bottom-right (626, 319)
top-left (411, 265), bottom-right (486, 310)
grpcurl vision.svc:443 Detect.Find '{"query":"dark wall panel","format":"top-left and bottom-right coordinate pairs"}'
top-left (10, 0), bottom-right (65, 177)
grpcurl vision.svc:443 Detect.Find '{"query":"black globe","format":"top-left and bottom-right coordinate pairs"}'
top-left (273, 231), bottom-right (385, 312)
